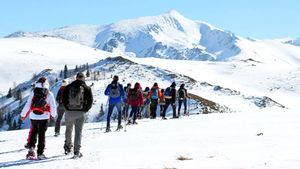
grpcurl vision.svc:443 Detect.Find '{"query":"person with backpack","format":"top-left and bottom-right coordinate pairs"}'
top-left (104, 75), bottom-right (126, 132)
top-left (159, 89), bottom-right (165, 117)
top-left (162, 82), bottom-right (177, 119)
top-left (54, 80), bottom-right (68, 136)
top-left (126, 82), bottom-right (144, 125)
top-left (122, 83), bottom-right (131, 119)
top-left (178, 84), bottom-right (189, 116)
top-left (138, 87), bottom-right (150, 118)
top-left (62, 73), bottom-right (93, 158)
top-left (20, 77), bottom-right (57, 160)
top-left (147, 83), bottom-right (162, 119)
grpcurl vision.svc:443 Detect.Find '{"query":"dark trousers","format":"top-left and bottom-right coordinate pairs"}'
top-left (54, 104), bottom-right (65, 133)
top-left (162, 101), bottom-right (177, 118)
top-left (150, 99), bottom-right (158, 118)
top-left (28, 119), bottom-right (48, 155)
top-left (129, 106), bottom-right (139, 122)
top-left (107, 102), bottom-right (122, 128)
top-left (178, 99), bottom-right (187, 116)
top-left (122, 104), bottom-right (129, 119)
top-left (160, 104), bottom-right (165, 116)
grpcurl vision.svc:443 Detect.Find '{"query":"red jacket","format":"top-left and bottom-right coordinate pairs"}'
top-left (126, 83), bottom-right (144, 106)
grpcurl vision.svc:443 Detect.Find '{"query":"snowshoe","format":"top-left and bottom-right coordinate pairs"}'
top-left (127, 120), bottom-right (132, 125)
top-left (162, 117), bottom-right (168, 120)
top-left (133, 121), bottom-right (138, 125)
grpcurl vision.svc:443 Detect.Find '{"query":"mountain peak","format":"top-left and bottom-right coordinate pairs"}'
top-left (166, 10), bottom-right (184, 17)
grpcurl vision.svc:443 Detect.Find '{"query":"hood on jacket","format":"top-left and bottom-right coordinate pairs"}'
top-left (134, 82), bottom-right (141, 90)
top-left (35, 81), bottom-right (50, 89)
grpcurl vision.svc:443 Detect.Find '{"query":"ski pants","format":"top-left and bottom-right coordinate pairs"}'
top-left (28, 119), bottom-right (48, 155)
top-left (162, 101), bottom-right (177, 118)
top-left (54, 104), bottom-right (65, 133)
top-left (129, 106), bottom-right (139, 122)
top-left (107, 102), bottom-right (122, 128)
top-left (65, 111), bottom-right (86, 153)
top-left (178, 99), bottom-right (187, 116)
top-left (150, 99), bottom-right (158, 118)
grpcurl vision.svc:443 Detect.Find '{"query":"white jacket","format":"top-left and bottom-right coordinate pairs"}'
top-left (21, 84), bottom-right (57, 120)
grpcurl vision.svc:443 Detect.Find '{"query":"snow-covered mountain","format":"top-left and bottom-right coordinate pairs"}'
top-left (6, 10), bottom-right (241, 61)
top-left (6, 10), bottom-right (300, 66)
top-left (285, 38), bottom-right (300, 47)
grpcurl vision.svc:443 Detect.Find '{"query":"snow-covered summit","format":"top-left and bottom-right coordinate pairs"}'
top-left (5, 10), bottom-right (240, 61)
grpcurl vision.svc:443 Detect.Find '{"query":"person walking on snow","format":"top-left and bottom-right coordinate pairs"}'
top-left (122, 83), bottom-right (131, 119)
top-left (62, 73), bottom-right (93, 158)
top-left (54, 80), bottom-right (68, 136)
top-left (126, 82), bottom-right (144, 125)
top-left (159, 88), bottom-right (166, 117)
top-left (178, 84), bottom-right (190, 116)
top-left (104, 75), bottom-right (126, 132)
top-left (147, 83), bottom-right (162, 119)
top-left (162, 82), bottom-right (178, 119)
top-left (21, 77), bottom-right (57, 160)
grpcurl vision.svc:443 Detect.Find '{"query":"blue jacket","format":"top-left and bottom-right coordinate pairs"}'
top-left (104, 83), bottom-right (126, 104)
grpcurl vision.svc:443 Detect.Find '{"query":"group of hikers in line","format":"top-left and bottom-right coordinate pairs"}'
top-left (20, 73), bottom-right (190, 160)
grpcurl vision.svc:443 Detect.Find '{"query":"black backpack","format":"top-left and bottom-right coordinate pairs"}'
top-left (68, 85), bottom-right (85, 111)
top-left (178, 88), bottom-right (186, 99)
top-left (110, 83), bottom-right (120, 98)
top-left (31, 88), bottom-right (48, 115)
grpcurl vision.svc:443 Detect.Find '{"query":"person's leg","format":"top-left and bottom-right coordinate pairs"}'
top-left (37, 120), bottom-right (48, 156)
top-left (178, 100), bottom-right (183, 116)
top-left (132, 106), bottom-right (138, 123)
top-left (172, 103), bottom-right (177, 118)
top-left (54, 106), bottom-right (65, 134)
top-left (116, 102), bottom-right (122, 127)
top-left (162, 102), bottom-right (170, 118)
top-left (26, 124), bottom-right (33, 147)
top-left (106, 103), bottom-right (114, 129)
top-left (153, 99), bottom-right (158, 118)
top-left (64, 111), bottom-right (74, 150)
top-left (74, 112), bottom-right (85, 154)
top-left (28, 120), bottom-right (38, 149)
top-left (183, 99), bottom-right (187, 113)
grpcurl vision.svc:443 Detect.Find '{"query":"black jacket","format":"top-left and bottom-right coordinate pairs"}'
top-left (62, 80), bottom-right (93, 112)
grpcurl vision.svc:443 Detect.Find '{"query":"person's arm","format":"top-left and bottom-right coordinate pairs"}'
top-left (85, 86), bottom-right (93, 111)
top-left (62, 85), bottom-right (70, 109)
top-left (56, 88), bottom-right (61, 103)
top-left (48, 92), bottom-right (57, 119)
top-left (104, 84), bottom-right (111, 96)
top-left (20, 92), bottom-right (34, 120)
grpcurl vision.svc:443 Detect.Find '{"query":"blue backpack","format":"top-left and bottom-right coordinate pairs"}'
top-left (164, 87), bottom-right (171, 99)
top-left (151, 89), bottom-right (158, 99)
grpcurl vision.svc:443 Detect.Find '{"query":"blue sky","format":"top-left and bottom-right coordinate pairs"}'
top-left (0, 0), bottom-right (299, 39)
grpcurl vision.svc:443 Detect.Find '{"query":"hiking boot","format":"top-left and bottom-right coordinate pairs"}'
top-left (73, 152), bottom-right (83, 158)
top-left (162, 117), bottom-right (168, 120)
top-left (105, 127), bottom-right (111, 133)
top-left (133, 121), bottom-right (138, 125)
top-left (64, 145), bottom-right (72, 155)
top-left (117, 125), bottom-right (123, 130)
top-left (24, 143), bottom-right (29, 149)
top-left (127, 120), bottom-right (132, 125)
top-left (37, 154), bottom-right (47, 160)
top-left (54, 132), bottom-right (60, 137)
top-left (26, 148), bottom-right (36, 160)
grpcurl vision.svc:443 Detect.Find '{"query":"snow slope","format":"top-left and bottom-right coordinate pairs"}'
top-left (0, 108), bottom-right (299, 169)
top-left (0, 37), bottom-right (113, 94)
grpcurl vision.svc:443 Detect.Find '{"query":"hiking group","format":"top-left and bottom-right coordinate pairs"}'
top-left (20, 73), bottom-right (190, 160)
